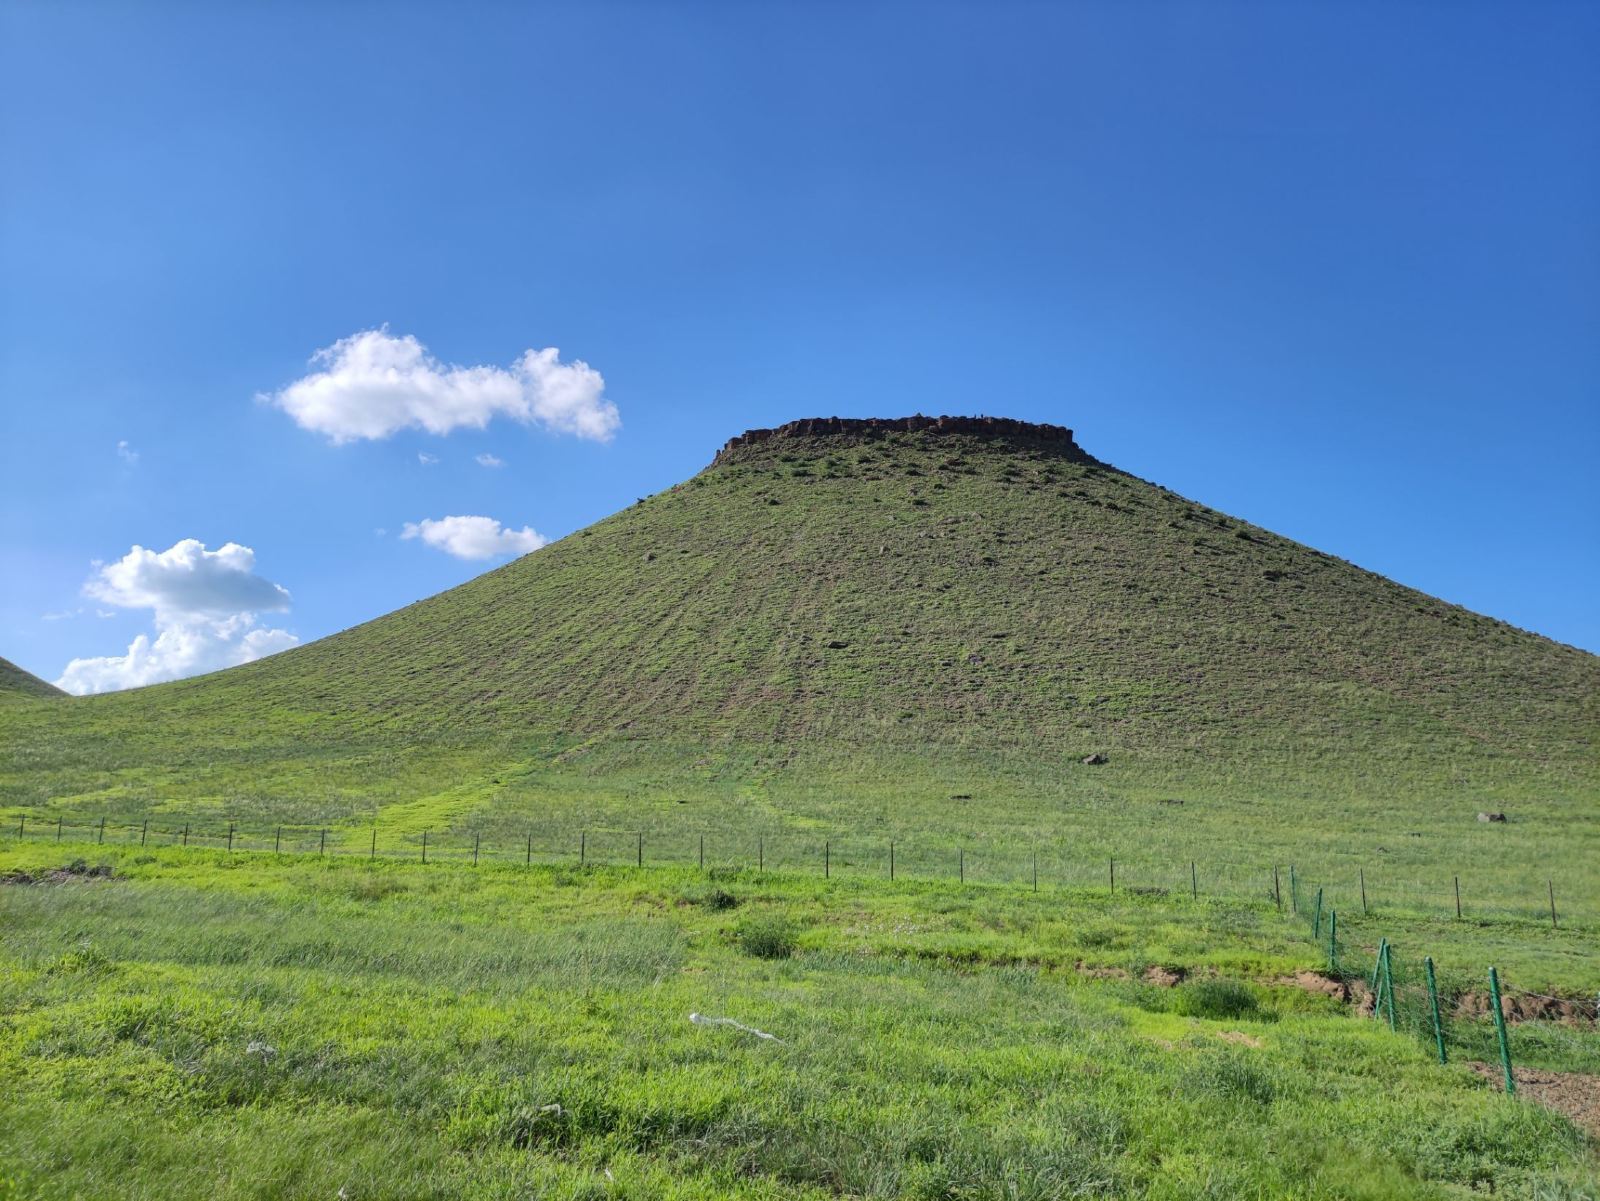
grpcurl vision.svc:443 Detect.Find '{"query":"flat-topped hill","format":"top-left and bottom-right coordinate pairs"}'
top-left (2, 417), bottom-right (1596, 821)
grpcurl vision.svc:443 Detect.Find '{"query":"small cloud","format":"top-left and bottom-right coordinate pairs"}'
top-left (401, 515), bottom-right (549, 561)
top-left (54, 539), bottom-right (298, 695)
top-left (42, 608), bottom-right (81, 622)
top-left (116, 440), bottom-right (139, 465)
top-left (374, 527), bottom-right (387, 537)
top-left (417, 452), bottom-right (438, 466)
top-left (260, 328), bottom-right (620, 444)
top-left (476, 453), bottom-right (505, 468)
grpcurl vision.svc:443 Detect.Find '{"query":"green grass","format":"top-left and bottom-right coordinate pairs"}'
top-left (3, 424), bottom-right (1597, 933)
top-left (0, 655), bottom-right (62, 702)
top-left (2, 842), bottom-right (1594, 1200)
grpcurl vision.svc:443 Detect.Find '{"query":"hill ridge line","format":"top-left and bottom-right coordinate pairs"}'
top-left (712, 414), bottom-right (1089, 465)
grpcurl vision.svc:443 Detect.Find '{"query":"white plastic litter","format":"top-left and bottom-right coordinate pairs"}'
top-left (688, 1012), bottom-right (782, 1042)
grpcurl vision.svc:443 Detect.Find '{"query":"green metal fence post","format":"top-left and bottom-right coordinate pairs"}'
top-left (889, 841), bottom-right (895, 881)
top-left (1424, 956), bottom-right (1446, 1064)
top-left (1313, 887), bottom-right (1323, 938)
top-left (1488, 967), bottom-right (1514, 1094)
top-left (1360, 867), bottom-right (1367, 914)
top-left (1273, 865), bottom-right (1281, 910)
top-left (1548, 881), bottom-right (1557, 930)
top-left (1191, 860), bottom-right (1197, 899)
top-left (1289, 865), bottom-right (1298, 914)
top-left (825, 840), bottom-right (830, 879)
top-left (1382, 942), bottom-right (1397, 1032)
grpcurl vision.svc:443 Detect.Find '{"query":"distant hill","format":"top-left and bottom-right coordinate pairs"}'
top-left (3, 416), bottom-right (1596, 817)
top-left (0, 656), bottom-right (64, 703)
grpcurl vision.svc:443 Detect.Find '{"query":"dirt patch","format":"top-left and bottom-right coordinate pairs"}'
top-left (1143, 965), bottom-right (1186, 988)
top-left (1074, 961), bottom-right (1131, 981)
top-left (1, 859), bottom-right (114, 886)
top-left (1218, 1031), bottom-right (1264, 1048)
top-left (1279, 970), bottom-right (1348, 1001)
top-left (1454, 992), bottom-right (1595, 1026)
top-left (1466, 1063), bottom-right (1600, 1137)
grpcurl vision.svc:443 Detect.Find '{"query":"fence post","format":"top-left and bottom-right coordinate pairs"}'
top-left (98, 817), bottom-right (106, 845)
top-left (422, 831), bottom-right (428, 864)
top-left (1548, 881), bottom-right (1557, 930)
top-left (636, 832), bottom-right (643, 868)
top-left (1370, 937), bottom-right (1387, 1000)
top-left (1032, 852), bottom-right (1038, 893)
top-left (1488, 966), bottom-right (1514, 1094)
top-left (56, 817), bottom-right (62, 842)
top-left (526, 833), bottom-right (532, 866)
top-left (1190, 860), bottom-right (1197, 899)
top-left (1382, 942), bottom-right (1396, 1032)
top-left (275, 827), bottom-right (281, 854)
top-left (320, 829), bottom-right (326, 856)
top-left (141, 819), bottom-right (148, 847)
top-left (959, 848), bottom-right (965, 883)
top-left (1313, 888), bottom-right (1323, 938)
top-left (1289, 865), bottom-right (1298, 914)
top-left (889, 841), bottom-right (895, 881)
top-left (825, 840), bottom-right (830, 879)
top-left (580, 831), bottom-right (585, 866)
top-left (1454, 876), bottom-right (1462, 920)
top-left (1360, 867), bottom-right (1368, 915)
top-left (182, 824), bottom-right (189, 847)
top-left (699, 834), bottom-right (705, 870)
top-left (473, 832), bottom-right (480, 866)
top-left (1273, 865), bottom-right (1281, 910)
top-left (372, 827), bottom-right (377, 860)
top-left (227, 823), bottom-right (234, 853)
top-left (1424, 956), bottom-right (1446, 1064)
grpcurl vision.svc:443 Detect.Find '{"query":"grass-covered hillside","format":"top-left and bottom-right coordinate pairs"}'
top-left (2, 417), bottom-right (1595, 923)
top-left (2, 841), bottom-right (1595, 1200)
top-left (0, 656), bottom-right (63, 703)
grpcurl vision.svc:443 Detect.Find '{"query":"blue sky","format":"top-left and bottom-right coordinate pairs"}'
top-left (2, 1), bottom-right (1597, 689)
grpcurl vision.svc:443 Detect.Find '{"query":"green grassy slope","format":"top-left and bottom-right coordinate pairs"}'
top-left (1, 417), bottom-right (1595, 925)
top-left (5, 417), bottom-right (1594, 787)
top-left (0, 656), bottom-right (63, 703)
top-left (2, 843), bottom-right (1594, 1199)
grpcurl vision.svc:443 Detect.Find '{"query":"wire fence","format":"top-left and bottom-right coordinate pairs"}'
top-left (7, 812), bottom-right (1598, 1084)
top-left (1285, 876), bottom-right (1600, 1090)
top-left (6, 810), bottom-right (1590, 933)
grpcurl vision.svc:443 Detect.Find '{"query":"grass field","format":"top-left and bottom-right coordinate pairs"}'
top-left (3, 421), bottom-right (1595, 1196)
top-left (2, 841), bottom-right (1596, 1200)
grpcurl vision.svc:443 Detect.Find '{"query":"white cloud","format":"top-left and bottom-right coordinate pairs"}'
top-left (261, 328), bottom-right (620, 444)
top-left (476, 453), bottom-right (505, 468)
top-left (116, 440), bottom-right (139, 465)
top-left (54, 539), bottom-right (298, 695)
top-left (401, 515), bottom-right (549, 561)
top-left (418, 452), bottom-right (439, 466)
